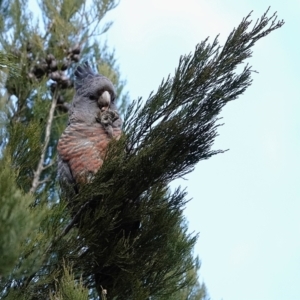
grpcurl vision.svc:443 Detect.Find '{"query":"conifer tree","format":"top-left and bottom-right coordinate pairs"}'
top-left (0, 1), bottom-right (283, 299)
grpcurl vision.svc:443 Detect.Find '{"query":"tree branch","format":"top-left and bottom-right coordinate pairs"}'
top-left (30, 88), bottom-right (58, 194)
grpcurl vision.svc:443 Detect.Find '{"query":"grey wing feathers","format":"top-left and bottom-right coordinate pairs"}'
top-left (58, 156), bottom-right (74, 183)
top-left (58, 155), bottom-right (78, 193)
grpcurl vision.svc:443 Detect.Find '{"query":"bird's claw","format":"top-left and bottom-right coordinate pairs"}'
top-left (96, 109), bottom-right (120, 137)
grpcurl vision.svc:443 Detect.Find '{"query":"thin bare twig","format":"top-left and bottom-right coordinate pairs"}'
top-left (30, 88), bottom-right (58, 194)
top-left (59, 201), bottom-right (89, 237)
top-left (42, 159), bottom-right (56, 171)
top-left (37, 177), bottom-right (51, 185)
top-left (101, 286), bottom-right (107, 300)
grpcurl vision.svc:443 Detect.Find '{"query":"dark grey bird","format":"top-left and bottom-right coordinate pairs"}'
top-left (57, 62), bottom-right (122, 188)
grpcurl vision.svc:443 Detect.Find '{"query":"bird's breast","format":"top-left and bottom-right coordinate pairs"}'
top-left (57, 122), bottom-right (121, 183)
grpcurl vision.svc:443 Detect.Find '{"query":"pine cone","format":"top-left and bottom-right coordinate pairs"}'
top-left (46, 54), bottom-right (55, 64)
top-left (60, 75), bottom-right (70, 89)
top-left (57, 94), bottom-right (64, 104)
top-left (61, 59), bottom-right (70, 71)
top-left (50, 71), bottom-right (61, 81)
top-left (72, 54), bottom-right (80, 62)
top-left (71, 44), bottom-right (81, 55)
top-left (50, 82), bottom-right (57, 93)
top-left (33, 66), bottom-right (46, 78)
top-left (49, 59), bottom-right (58, 71)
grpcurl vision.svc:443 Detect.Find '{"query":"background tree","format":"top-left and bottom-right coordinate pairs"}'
top-left (0, 0), bottom-right (283, 299)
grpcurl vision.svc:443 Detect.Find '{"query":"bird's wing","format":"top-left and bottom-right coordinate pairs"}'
top-left (58, 155), bottom-right (75, 185)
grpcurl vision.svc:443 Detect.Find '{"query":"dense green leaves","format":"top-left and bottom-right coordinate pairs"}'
top-left (0, 154), bottom-right (47, 278)
top-left (50, 263), bottom-right (89, 300)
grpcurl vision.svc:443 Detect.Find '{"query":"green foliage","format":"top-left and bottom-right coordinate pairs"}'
top-left (0, 51), bottom-right (20, 82)
top-left (75, 184), bottom-right (198, 299)
top-left (8, 121), bottom-right (43, 191)
top-left (0, 153), bottom-right (47, 278)
top-left (50, 263), bottom-right (89, 300)
top-left (0, 1), bottom-right (284, 299)
top-left (162, 262), bottom-right (209, 300)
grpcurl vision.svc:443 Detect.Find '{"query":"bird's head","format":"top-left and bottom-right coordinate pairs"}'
top-left (69, 62), bottom-right (117, 123)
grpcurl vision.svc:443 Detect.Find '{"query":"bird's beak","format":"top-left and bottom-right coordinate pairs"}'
top-left (98, 91), bottom-right (111, 111)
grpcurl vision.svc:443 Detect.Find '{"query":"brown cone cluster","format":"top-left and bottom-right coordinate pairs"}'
top-left (21, 42), bottom-right (83, 113)
top-left (26, 43), bottom-right (81, 90)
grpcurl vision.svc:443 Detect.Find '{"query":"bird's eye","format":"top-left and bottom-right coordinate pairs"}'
top-left (108, 93), bottom-right (115, 103)
top-left (89, 95), bottom-right (96, 100)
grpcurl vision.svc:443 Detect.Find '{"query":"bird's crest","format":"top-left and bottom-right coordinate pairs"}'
top-left (74, 61), bottom-right (100, 90)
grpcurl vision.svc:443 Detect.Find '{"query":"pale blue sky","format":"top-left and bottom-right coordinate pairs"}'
top-left (101, 1), bottom-right (300, 300)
